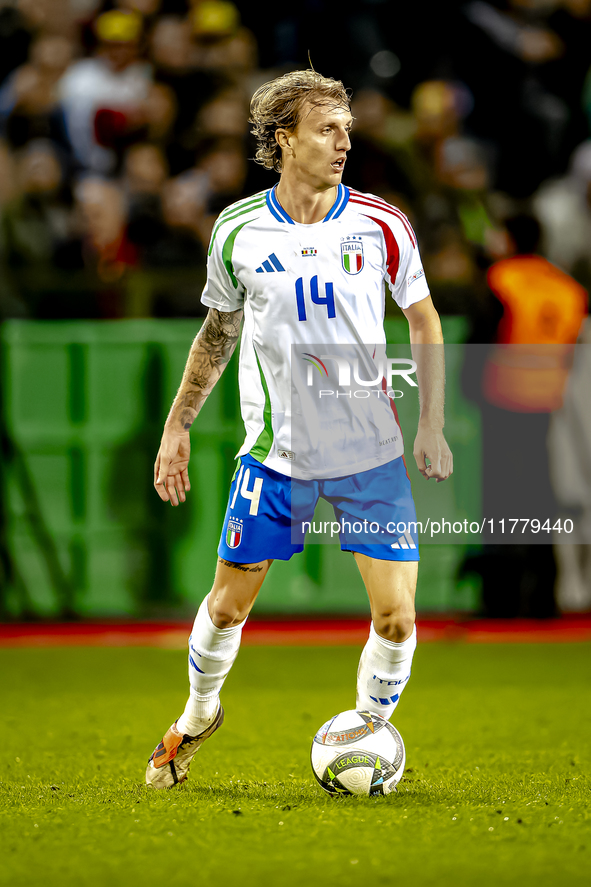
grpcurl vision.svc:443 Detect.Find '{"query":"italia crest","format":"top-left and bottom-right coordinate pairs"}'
top-left (226, 518), bottom-right (243, 549)
top-left (341, 237), bottom-right (364, 275)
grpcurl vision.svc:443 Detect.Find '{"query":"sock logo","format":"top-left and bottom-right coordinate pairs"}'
top-left (369, 673), bottom-right (410, 706)
top-left (372, 676), bottom-right (409, 686)
top-left (370, 692), bottom-right (400, 706)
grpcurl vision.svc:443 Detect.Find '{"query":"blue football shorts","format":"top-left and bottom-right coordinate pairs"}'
top-left (217, 453), bottom-right (419, 564)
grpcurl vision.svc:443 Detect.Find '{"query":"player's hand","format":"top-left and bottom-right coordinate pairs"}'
top-left (154, 428), bottom-right (191, 506)
top-left (413, 422), bottom-right (453, 483)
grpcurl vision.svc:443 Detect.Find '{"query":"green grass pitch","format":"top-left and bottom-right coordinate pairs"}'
top-left (1, 641), bottom-right (590, 886)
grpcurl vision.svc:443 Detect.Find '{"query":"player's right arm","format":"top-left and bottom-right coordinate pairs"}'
top-left (154, 307), bottom-right (243, 505)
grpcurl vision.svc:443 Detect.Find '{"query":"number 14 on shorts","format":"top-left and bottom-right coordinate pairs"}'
top-left (231, 464), bottom-right (263, 515)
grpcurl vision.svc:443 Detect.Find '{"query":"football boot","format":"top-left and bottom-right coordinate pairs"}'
top-left (145, 705), bottom-right (224, 789)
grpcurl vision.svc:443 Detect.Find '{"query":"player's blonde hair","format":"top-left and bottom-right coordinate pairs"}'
top-left (250, 70), bottom-right (351, 173)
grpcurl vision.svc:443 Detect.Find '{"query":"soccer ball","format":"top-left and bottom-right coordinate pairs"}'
top-left (310, 709), bottom-right (405, 797)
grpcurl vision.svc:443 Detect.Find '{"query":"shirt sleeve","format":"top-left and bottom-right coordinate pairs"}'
top-left (200, 223), bottom-right (246, 312)
top-left (387, 215), bottom-right (430, 310)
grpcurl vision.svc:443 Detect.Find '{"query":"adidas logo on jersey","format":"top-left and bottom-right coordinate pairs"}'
top-left (391, 530), bottom-right (416, 550)
top-left (256, 253), bottom-right (285, 273)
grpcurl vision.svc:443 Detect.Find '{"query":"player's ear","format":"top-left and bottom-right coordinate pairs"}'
top-left (276, 128), bottom-right (293, 154)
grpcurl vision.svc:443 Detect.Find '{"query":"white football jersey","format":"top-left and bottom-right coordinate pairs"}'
top-left (201, 184), bottom-right (430, 479)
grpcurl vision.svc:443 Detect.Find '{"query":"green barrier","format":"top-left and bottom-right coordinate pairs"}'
top-left (0, 319), bottom-right (480, 619)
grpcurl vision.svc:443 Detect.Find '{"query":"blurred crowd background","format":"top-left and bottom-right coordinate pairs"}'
top-left (1, 0), bottom-right (591, 323)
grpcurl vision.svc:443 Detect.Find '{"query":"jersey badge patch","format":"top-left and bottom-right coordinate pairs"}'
top-left (226, 518), bottom-right (243, 549)
top-left (278, 449), bottom-right (296, 461)
top-left (301, 248), bottom-right (317, 257)
top-left (341, 237), bottom-right (364, 275)
top-left (407, 267), bottom-right (425, 287)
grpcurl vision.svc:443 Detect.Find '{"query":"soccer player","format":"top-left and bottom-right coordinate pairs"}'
top-left (146, 70), bottom-right (452, 788)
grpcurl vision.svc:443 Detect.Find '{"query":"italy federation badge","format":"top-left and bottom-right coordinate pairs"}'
top-left (226, 518), bottom-right (243, 549)
top-left (341, 237), bottom-right (364, 274)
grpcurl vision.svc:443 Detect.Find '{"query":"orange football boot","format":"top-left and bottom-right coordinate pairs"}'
top-left (145, 705), bottom-right (224, 788)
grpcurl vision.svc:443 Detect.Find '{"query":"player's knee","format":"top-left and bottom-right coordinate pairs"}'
top-left (209, 602), bottom-right (246, 628)
top-left (374, 612), bottom-right (415, 643)
top-left (208, 590), bottom-right (251, 628)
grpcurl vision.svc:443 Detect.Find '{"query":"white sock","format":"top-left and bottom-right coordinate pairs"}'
top-left (356, 623), bottom-right (417, 720)
top-left (176, 595), bottom-right (245, 736)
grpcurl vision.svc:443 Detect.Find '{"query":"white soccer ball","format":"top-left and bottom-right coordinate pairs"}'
top-left (310, 709), bottom-right (405, 797)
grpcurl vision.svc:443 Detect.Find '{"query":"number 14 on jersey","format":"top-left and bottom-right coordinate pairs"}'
top-left (295, 275), bottom-right (336, 322)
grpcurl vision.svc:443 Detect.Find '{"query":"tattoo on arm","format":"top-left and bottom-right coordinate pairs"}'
top-left (167, 308), bottom-right (243, 432)
top-left (219, 558), bottom-right (264, 573)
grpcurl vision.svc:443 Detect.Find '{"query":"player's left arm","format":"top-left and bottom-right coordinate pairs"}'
top-left (401, 295), bottom-right (453, 482)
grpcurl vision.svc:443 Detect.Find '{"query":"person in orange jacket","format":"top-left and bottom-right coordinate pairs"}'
top-left (466, 213), bottom-right (587, 618)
